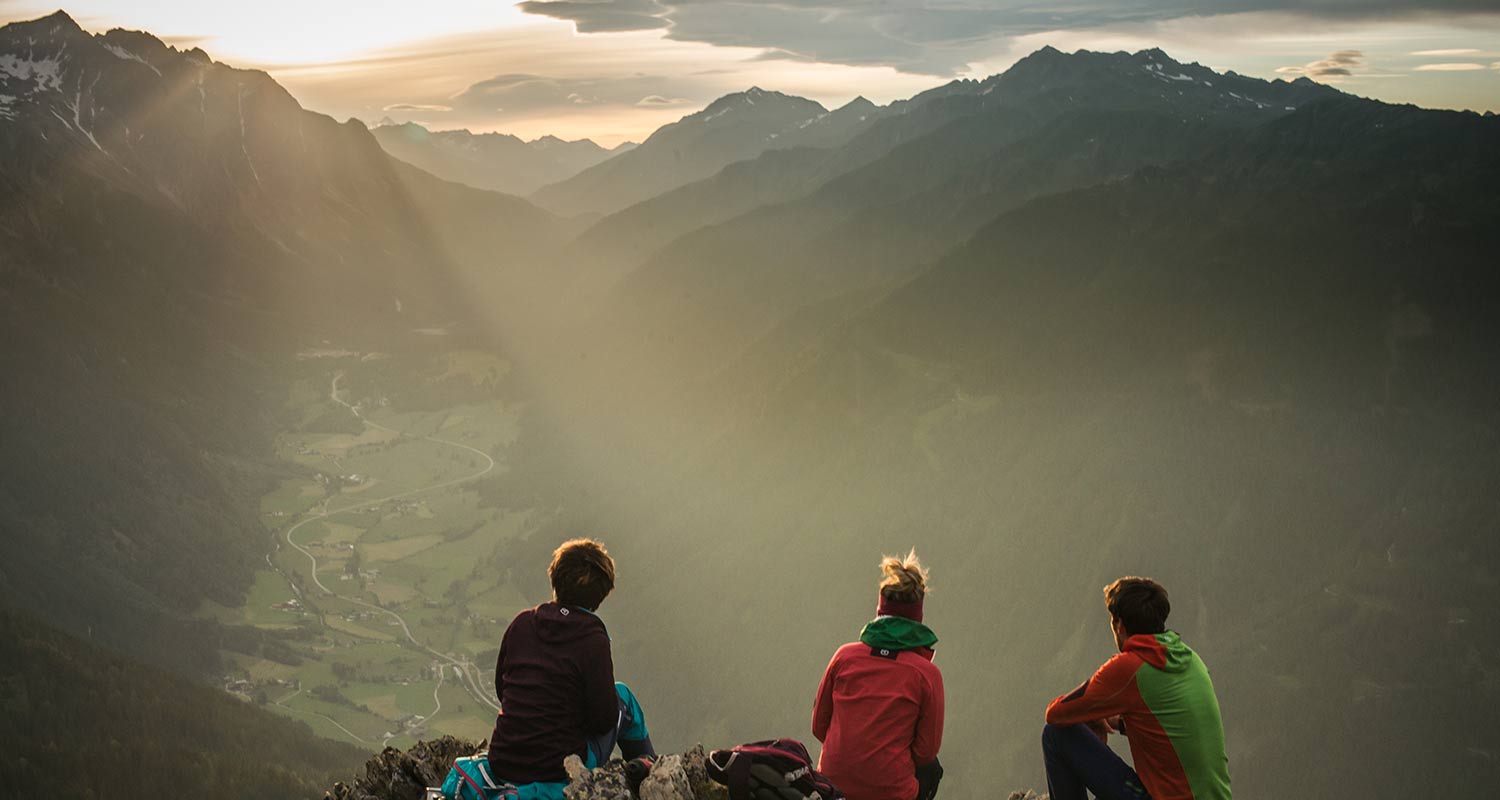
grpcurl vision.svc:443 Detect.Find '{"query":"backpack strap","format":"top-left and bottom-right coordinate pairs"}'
top-left (475, 760), bottom-right (501, 790)
top-left (457, 768), bottom-right (487, 800)
top-left (726, 751), bottom-right (753, 800)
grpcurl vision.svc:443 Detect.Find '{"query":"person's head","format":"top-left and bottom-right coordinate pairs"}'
top-left (877, 549), bottom-right (930, 621)
top-left (1103, 576), bottom-right (1170, 651)
top-left (549, 538), bottom-right (615, 611)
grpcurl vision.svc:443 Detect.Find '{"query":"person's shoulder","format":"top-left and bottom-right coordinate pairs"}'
top-left (833, 641), bottom-right (865, 659)
top-left (1095, 649), bottom-right (1148, 679)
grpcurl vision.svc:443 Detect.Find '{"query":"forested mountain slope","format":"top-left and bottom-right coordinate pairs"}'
top-left (557, 93), bottom-right (1500, 800)
top-left (0, 10), bottom-right (559, 675)
top-left (0, 609), bottom-right (365, 799)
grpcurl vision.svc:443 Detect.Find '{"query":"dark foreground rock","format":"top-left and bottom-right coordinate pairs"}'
top-left (325, 736), bottom-right (479, 800)
top-left (325, 739), bottom-right (729, 800)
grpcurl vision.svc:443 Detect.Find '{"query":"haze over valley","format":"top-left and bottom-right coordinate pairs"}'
top-left (1, 7), bottom-right (1498, 800)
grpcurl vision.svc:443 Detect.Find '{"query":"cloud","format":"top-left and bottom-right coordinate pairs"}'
top-left (383, 103), bottom-right (453, 112)
top-left (1410, 48), bottom-right (1481, 55)
top-left (447, 71), bottom-right (705, 119)
top-left (517, 1), bottom-right (1500, 76)
top-left (1277, 49), bottom-right (1366, 78)
top-left (1413, 62), bottom-right (1488, 70)
top-left (517, 0), bottom-right (669, 33)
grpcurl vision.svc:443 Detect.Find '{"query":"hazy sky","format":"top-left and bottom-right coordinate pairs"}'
top-left (4, 2), bottom-right (1498, 145)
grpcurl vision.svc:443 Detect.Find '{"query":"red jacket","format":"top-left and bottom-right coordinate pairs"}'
top-left (812, 642), bottom-right (945, 800)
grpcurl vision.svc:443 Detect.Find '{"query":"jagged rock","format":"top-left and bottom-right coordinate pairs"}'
top-left (639, 754), bottom-right (693, 800)
top-left (325, 736), bottom-right (480, 800)
top-left (1007, 792), bottom-right (1048, 800)
top-left (326, 740), bottom-right (728, 800)
top-left (678, 745), bottom-right (729, 800)
top-left (565, 745), bottom-right (727, 800)
top-left (563, 754), bottom-right (633, 800)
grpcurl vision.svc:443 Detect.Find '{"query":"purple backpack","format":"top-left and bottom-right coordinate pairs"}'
top-left (706, 739), bottom-right (844, 800)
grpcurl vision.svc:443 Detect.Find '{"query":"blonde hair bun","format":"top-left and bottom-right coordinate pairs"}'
top-left (879, 548), bottom-right (929, 603)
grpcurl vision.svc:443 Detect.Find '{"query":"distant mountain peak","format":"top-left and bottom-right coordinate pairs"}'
top-left (839, 96), bottom-right (876, 112)
top-left (4, 9), bottom-right (88, 45)
top-left (36, 9), bottom-right (82, 31)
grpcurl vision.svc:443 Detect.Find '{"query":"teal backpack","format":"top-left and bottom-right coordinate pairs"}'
top-left (441, 754), bottom-right (520, 800)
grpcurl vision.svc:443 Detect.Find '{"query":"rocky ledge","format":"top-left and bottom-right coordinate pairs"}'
top-left (325, 739), bottom-right (729, 800)
top-left (323, 738), bottom-right (1044, 800)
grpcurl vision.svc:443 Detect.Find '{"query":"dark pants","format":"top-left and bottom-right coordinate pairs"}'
top-left (1042, 724), bottom-right (1151, 800)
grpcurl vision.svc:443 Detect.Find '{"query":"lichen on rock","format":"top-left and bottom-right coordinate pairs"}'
top-left (564, 745), bottom-right (727, 800)
top-left (324, 736), bottom-right (480, 800)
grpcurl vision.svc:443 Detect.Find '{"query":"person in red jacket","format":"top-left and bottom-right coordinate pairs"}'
top-left (1042, 577), bottom-right (1231, 800)
top-left (813, 550), bottom-right (945, 800)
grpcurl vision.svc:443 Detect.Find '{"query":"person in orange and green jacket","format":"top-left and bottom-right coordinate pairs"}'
top-left (1043, 577), bottom-right (1231, 800)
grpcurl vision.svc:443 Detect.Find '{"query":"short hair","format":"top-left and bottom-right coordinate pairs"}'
top-left (549, 538), bottom-right (615, 610)
top-left (1104, 576), bottom-right (1170, 636)
top-left (879, 549), bottom-right (930, 603)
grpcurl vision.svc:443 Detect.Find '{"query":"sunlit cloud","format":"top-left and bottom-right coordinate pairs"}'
top-left (1413, 62), bottom-right (1488, 70)
top-left (4, 1), bottom-right (1498, 140)
top-left (1276, 49), bottom-right (1366, 78)
top-left (384, 103), bottom-right (454, 112)
top-left (518, 0), bottom-right (668, 33)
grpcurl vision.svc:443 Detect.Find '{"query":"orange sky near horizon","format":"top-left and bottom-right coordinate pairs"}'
top-left (2, 2), bottom-right (1496, 146)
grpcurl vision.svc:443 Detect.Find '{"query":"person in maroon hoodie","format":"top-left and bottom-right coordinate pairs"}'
top-left (813, 550), bottom-right (946, 800)
top-left (487, 539), bottom-right (655, 800)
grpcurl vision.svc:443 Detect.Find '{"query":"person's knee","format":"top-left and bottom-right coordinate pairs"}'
top-left (1042, 723), bottom-right (1066, 753)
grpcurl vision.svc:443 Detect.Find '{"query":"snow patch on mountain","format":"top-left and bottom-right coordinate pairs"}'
top-left (0, 53), bottom-right (63, 93)
top-left (102, 41), bottom-right (161, 76)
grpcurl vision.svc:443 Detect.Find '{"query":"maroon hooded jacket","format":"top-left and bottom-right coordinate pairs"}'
top-left (487, 602), bottom-right (616, 784)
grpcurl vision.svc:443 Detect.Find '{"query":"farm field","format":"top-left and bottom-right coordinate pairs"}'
top-left (211, 349), bottom-right (535, 747)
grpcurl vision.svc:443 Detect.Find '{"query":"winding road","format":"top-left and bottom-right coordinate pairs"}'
top-left (279, 372), bottom-right (502, 726)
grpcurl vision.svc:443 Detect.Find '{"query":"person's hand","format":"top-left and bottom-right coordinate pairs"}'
top-left (1104, 715), bottom-right (1125, 734)
top-left (1087, 719), bottom-right (1110, 741)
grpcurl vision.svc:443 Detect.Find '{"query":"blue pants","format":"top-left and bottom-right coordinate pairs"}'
top-left (584, 681), bottom-right (653, 768)
top-left (1042, 724), bottom-right (1151, 800)
top-left (512, 683), bottom-right (653, 800)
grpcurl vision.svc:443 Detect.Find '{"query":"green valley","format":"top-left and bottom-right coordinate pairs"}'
top-left (202, 348), bottom-right (531, 749)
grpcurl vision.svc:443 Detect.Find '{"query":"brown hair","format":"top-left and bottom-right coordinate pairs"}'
top-left (1103, 576), bottom-right (1170, 636)
top-left (879, 549), bottom-right (930, 603)
top-left (549, 538), bottom-right (615, 610)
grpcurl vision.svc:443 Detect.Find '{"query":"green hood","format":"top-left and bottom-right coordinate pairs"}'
top-left (859, 616), bottom-right (938, 651)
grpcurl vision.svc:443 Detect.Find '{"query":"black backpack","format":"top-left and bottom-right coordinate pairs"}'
top-left (706, 739), bottom-right (844, 800)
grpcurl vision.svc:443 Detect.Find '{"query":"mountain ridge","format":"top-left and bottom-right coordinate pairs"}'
top-left (371, 121), bottom-right (631, 196)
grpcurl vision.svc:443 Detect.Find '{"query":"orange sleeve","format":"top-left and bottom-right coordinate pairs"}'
top-left (1045, 653), bottom-right (1141, 727)
top-left (812, 650), bottom-right (840, 742)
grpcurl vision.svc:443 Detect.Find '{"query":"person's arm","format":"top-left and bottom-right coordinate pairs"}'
top-left (911, 666), bottom-right (945, 766)
top-left (493, 626), bottom-right (509, 706)
top-left (1045, 654), bottom-right (1140, 730)
top-left (811, 651), bottom-right (840, 742)
top-left (581, 633), bottom-right (618, 736)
